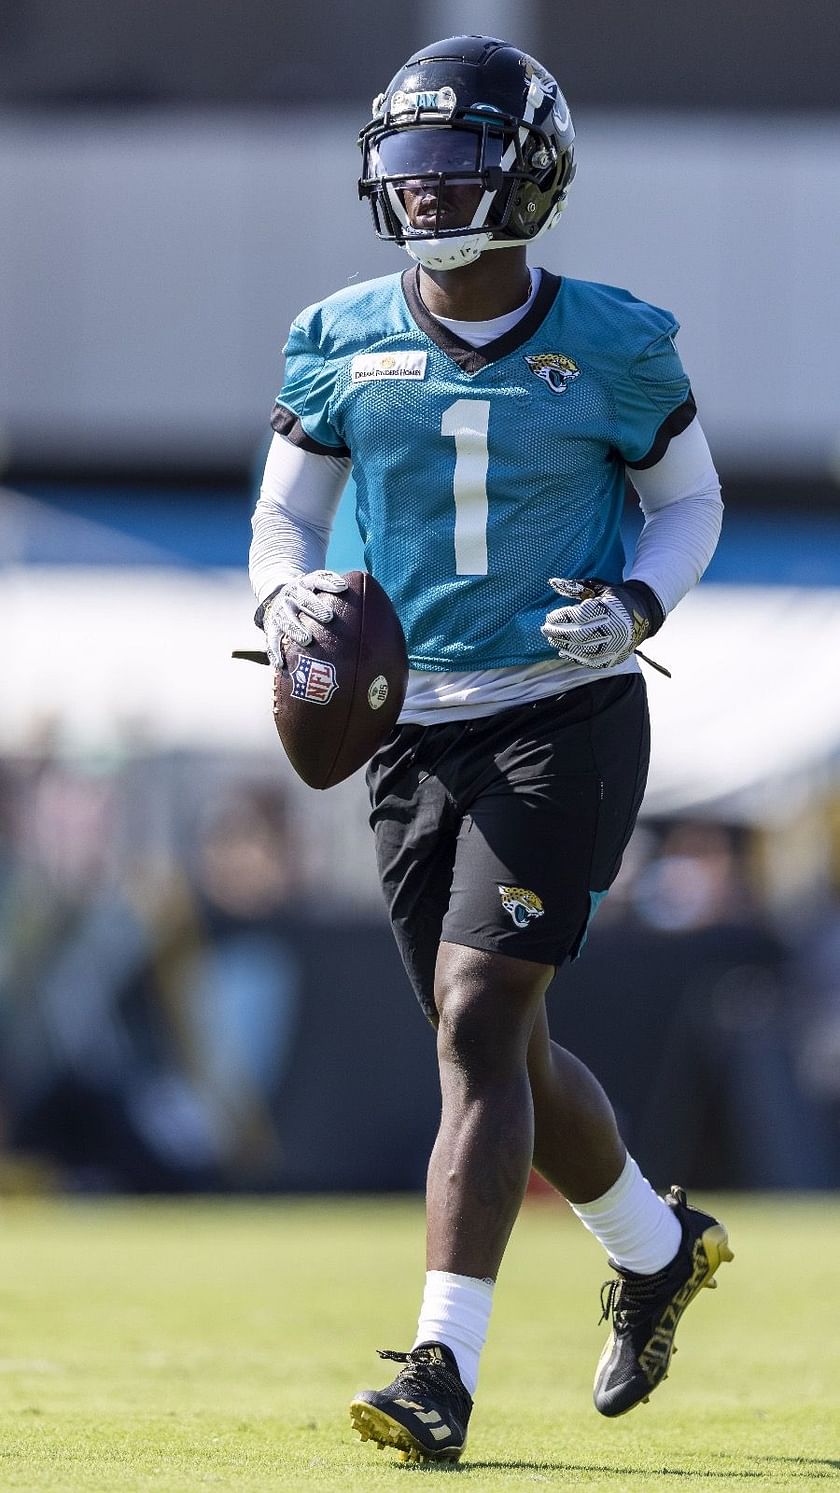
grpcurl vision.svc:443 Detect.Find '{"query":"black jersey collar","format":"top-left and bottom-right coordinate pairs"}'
top-left (401, 266), bottom-right (562, 373)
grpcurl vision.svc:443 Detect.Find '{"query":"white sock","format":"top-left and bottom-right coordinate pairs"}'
top-left (569, 1154), bottom-right (682, 1275)
top-left (413, 1270), bottom-right (494, 1397)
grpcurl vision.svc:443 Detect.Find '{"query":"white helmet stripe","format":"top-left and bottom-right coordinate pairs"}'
top-left (511, 77), bottom-right (539, 173)
top-left (524, 71), bottom-right (545, 117)
top-left (386, 180), bottom-right (410, 229)
top-left (500, 135), bottom-right (517, 169)
top-left (469, 188), bottom-right (496, 230)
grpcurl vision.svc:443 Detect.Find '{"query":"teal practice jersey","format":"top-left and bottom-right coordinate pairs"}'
top-left (271, 268), bottom-right (695, 671)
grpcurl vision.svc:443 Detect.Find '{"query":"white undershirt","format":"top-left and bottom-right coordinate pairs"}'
top-left (250, 282), bottom-right (722, 723)
top-left (431, 267), bottom-right (542, 347)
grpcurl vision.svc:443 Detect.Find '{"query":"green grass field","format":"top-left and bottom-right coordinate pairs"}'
top-left (0, 1195), bottom-right (837, 1491)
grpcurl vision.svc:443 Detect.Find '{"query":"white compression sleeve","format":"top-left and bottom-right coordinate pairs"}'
top-left (626, 418), bottom-right (723, 616)
top-left (249, 433), bottom-right (351, 607)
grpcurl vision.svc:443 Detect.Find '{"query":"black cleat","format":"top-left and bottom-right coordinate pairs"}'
top-left (594, 1185), bottom-right (733, 1417)
top-left (350, 1343), bottom-right (472, 1464)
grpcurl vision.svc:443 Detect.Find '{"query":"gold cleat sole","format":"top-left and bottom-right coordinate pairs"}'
top-left (699, 1223), bottom-right (735, 1288)
top-left (636, 1222), bottom-right (735, 1399)
top-left (602, 1220), bottom-right (734, 1416)
top-left (349, 1400), bottom-right (464, 1465)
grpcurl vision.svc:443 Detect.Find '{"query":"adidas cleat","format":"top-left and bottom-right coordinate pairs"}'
top-left (350, 1343), bottom-right (472, 1464)
top-left (594, 1184), bottom-right (733, 1417)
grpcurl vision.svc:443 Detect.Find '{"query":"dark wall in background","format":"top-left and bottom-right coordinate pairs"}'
top-left (11, 913), bottom-right (835, 1194)
top-left (2, 1), bottom-right (838, 109)
top-left (276, 918), bottom-right (834, 1193)
top-left (0, 1), bottom-right (415, 106)
top-left (536, 1), bottom-right (840, 111)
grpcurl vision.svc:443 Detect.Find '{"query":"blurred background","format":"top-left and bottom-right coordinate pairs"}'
top-left (1, 0), bottom-right (839, 1197)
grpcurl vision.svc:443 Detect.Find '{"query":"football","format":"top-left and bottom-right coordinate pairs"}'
top-left (272, 570), bottom-right (409, 789)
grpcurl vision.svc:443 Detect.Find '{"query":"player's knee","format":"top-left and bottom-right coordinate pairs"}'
top-left (434, 948), bottom-right (546, 1078)
top-left (436, 989), bottom-right (503, 1078)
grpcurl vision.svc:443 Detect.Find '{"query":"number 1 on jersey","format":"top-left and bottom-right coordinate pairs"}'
top-left (441, 398), bottom-right (490, 576)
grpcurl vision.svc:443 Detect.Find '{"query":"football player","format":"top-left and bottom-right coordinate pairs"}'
top-left (250, 35), bottom-right (730, 1464)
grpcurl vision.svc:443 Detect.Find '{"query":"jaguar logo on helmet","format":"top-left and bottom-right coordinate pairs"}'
top-left (553, 100), bottom-right (572, 134)
top-left (525, 352), bottom-right (581, 395)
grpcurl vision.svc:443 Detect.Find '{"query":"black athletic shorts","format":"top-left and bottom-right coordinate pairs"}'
top-left (366, 674), bottom-right (650, 1023)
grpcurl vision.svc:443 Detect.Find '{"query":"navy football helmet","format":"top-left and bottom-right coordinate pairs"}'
top-left (358, 35), bottom-right (576, 270)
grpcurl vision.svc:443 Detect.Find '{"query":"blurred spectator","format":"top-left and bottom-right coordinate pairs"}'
top-left (0, 754), bottom-right (303, 1192)
top-left (629, 822), bottom-right (754, 931)
top-left (794, 896), bottom-right (840, 1169)
top-left (173, 783), bottom-right (304, 1185)
top-left (2, 746), bottom-right (839, 1192)
top-left (588, 821), bottom-right (837, 1188)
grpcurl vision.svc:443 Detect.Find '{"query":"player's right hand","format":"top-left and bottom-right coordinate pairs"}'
top-left (264, 570), bottom-right (348, 666)
top-left (541, 576), bottom-right (664, 670)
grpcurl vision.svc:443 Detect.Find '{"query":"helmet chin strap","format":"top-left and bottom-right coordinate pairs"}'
top-left (403, 232), bottom-right (490, 271)
top-left (404, 210), bottom-right (568, 271)
top-left (404, 231), bottom-right (532, 270)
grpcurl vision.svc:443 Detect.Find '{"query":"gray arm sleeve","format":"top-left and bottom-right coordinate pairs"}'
top-left (626, 418), bottom-right (723, 615)
top-left (249, 433), bottom-right (351, 606)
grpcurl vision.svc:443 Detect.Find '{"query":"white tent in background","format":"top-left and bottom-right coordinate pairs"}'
top-left (2, 564), bottom-right (838, 825)
top-left (643, 586), bottom-right (840, 820)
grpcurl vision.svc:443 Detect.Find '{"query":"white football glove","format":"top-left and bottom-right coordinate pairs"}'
top-left (263, 569), bottom-right (347, 667)
top-left (541, 577), bottom-right (665, 670)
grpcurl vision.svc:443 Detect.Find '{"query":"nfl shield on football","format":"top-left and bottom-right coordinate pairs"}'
top-left (272, 570), bottom-right (408, 789)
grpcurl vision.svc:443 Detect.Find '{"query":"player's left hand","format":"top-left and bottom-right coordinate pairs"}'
top-left (541, 577), bottom-right (665, 669)
top-left (264, 569), bottom-right (348, 667)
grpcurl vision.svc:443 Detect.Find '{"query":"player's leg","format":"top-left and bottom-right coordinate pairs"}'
top-left (520, 677), bottom-right (733, 1417)
top-left (528, 1002), bottom-right (627, 1202)
top-left (426, 941), bottom-right (553, 1278)
top-left (530, 1017), bottom-right (734, 1417)
top-left (516, 670), bottom-right (648, 1211)
top-left (351, 942), bottom-right (554, 1464)
top-left (355, 686), bottom-right (631, 1458)
top-left (353, 682), bottom-right (730, 1455)
top-left (414, 683), bottom-right (641, 1306)
top-left (353, 721), bottom-right (489, 1461)
top-left (528, 1006), bottom-right (682, 1255)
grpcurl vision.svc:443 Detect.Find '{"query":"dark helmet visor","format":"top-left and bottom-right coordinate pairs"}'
top-left (372, 127), bottom-right (504, 180)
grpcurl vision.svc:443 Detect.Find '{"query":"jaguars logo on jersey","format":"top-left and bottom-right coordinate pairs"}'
top-left (498, 885), bottom-right (545, 928)
top-left (524, 351), bottom-right (580, 395)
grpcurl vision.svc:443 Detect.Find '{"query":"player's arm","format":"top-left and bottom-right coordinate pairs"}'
top-left (249, 432), bottom-right (351, 664)
top-left (250, 317), bottom-right (353, 664)
top-left (620, 322), bottom-right (722, 617)
top-left (543, 317), bottom-right (722, 668)
top-left (542, 420), bottom-right (722, 667)
top-left (624, 415), bottom-right (722, 611)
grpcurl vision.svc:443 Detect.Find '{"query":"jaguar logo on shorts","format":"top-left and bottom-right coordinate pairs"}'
top-left (524, 352), bottom-right (580, 395)
top-left (498, 885), bottom-right (545, 929)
